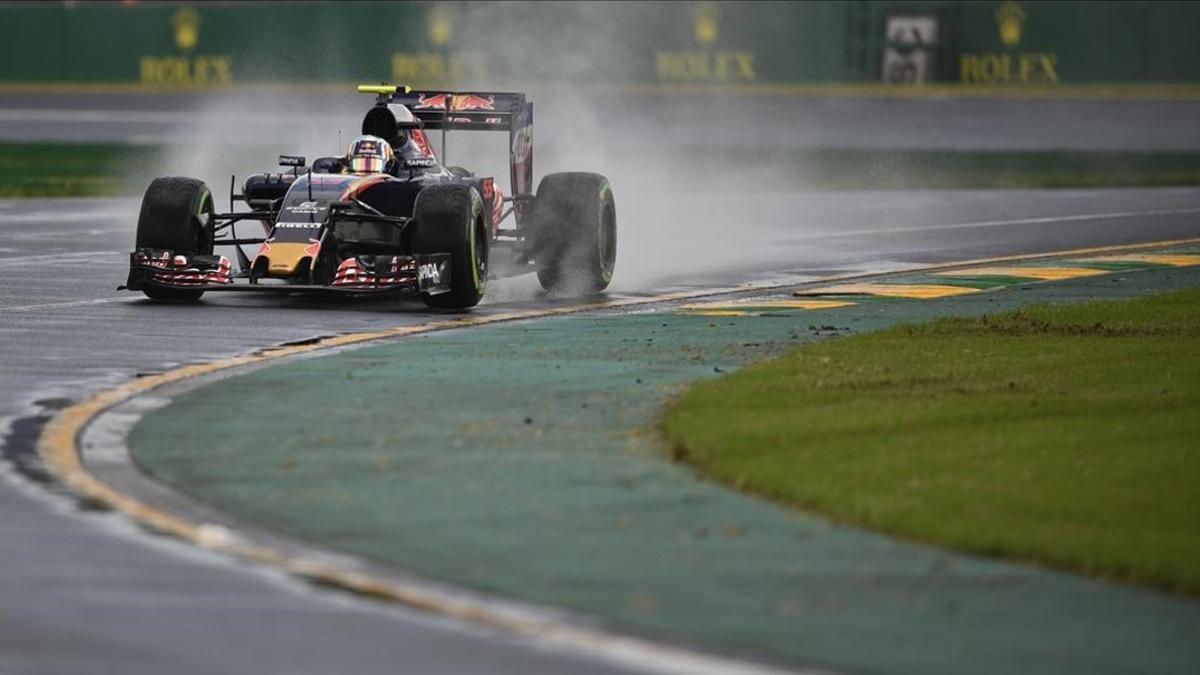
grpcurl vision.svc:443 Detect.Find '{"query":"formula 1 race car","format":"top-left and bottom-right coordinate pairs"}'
top-left (122, 85), bottom-right (617, 309)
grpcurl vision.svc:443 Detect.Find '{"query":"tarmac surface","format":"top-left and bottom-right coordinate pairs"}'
top-left (1, 189), bottom-right (1198, 673)
top-left (3, 90), bottom-right (1200, 151)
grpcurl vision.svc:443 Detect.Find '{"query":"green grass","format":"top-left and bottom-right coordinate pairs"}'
top-left (663, 288), bottom-right (1200, 593)
top-left (1, 142), bottom-right (1199, 197)
top-left (0, 142), bottom-right (161, 197)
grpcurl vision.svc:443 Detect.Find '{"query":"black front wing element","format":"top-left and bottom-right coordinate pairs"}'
top-left (124, 249), bottom-right (452, 296)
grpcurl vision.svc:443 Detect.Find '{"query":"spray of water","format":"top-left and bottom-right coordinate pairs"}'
top-left (137, 3), bottom-right (815, 298)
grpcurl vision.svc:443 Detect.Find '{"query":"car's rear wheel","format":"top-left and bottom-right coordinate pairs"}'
top-left (532, 172), bottom-right (616, 294)
top-left (135, 177), bottom-right (215, 302)
top-left (413, 183), bottom-right (487, 310)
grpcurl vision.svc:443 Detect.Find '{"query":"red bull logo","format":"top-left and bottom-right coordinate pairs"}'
top-left (414, 92), bottom-right (495, 112)
top-left (415, 93), bottom-right (450, 109)
top-left (452, 94), bottom-right (495, 111)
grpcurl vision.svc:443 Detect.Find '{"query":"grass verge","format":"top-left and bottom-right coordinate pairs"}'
top-left (0, 142), bottom-right (161, 197)
top-left (663, 287), bottom-right (1200, 593)
top-left (2, 142), bottom-right (1199, 197)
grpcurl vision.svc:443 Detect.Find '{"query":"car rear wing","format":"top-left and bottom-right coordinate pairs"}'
top-left (359, 85), bottom-right (534, 196)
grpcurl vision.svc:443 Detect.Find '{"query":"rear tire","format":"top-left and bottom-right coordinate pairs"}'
top-left (531, 172), bottom-right (616, 294)
top-left (135, 177), bottom-right (214, 302)
top-left (413, 184), bottom-right (488, 310)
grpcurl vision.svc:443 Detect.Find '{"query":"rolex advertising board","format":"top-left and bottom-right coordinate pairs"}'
top-left (1, 1), bottom-right (1198, 89)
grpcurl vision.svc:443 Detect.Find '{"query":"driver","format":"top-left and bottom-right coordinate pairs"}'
top-left (345, 134), bottom-right (395, 175)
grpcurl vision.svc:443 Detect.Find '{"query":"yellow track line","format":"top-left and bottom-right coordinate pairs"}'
top-left (36, 236), bottom-right (1200, 670)
top-left (797, 282), bottom-right (980, 299)
top-left (1075, 253), bottom-right (1200, 267)
top-left (678, 299), bottom-right (856, 314)
top-left (932, 266), bottom-right (1111, 281)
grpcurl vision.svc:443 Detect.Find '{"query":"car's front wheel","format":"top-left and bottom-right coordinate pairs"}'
top-left (134, 176), bottom-right (215, 302)
top-left (413, 183), bottom-right (488, 310)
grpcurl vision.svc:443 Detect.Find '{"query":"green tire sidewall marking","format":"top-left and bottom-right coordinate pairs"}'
top-left (197, 188), bottom-right (212, 217)
top-left (470, 188), bottom-right (485, 293)
top-left (598, 181), bottom-right (613, 283)
top-left (197, 188), bottom-right (213, 253)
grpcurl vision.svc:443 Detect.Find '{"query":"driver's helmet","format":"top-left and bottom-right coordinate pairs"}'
top-left (346, 134), bottom-right (394, 174)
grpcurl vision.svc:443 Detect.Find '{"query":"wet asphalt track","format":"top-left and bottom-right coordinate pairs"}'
top-left (3, 90), bottom-right (1200, 150)
top-left (2, 188), bottom-right (1199, 674)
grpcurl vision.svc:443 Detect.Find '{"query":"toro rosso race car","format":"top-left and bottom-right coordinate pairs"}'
top-left (122, 84), bottom-right (617, 309)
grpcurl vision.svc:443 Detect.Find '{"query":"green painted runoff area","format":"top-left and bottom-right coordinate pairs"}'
top-left (129, 263), bottom-right (1200, 674)
top-left (666, 287), bottom-right (1200, 593)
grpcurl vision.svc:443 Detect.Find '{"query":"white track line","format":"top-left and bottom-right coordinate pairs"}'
top-left (0, 251), bottom-right (124, 266)
top-left (3, 297), bottom-right (132, 313)
top-left (816, 207), bottom-right (1200, 239)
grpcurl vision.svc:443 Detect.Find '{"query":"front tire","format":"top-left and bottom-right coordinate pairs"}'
top-left (134, 177), bottom-right (214, 302)
top-left (413, 183), bottom-right (488, 310)
top-left (532, 172), bottom-right (616, 294)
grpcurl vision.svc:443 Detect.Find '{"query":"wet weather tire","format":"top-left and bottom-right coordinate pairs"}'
top-left (134, 177), bottom-right (215, 302)
top-left (413, 183), bottom-right (488, 310)
top-left (532, 172), bottom-right (616, 294)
